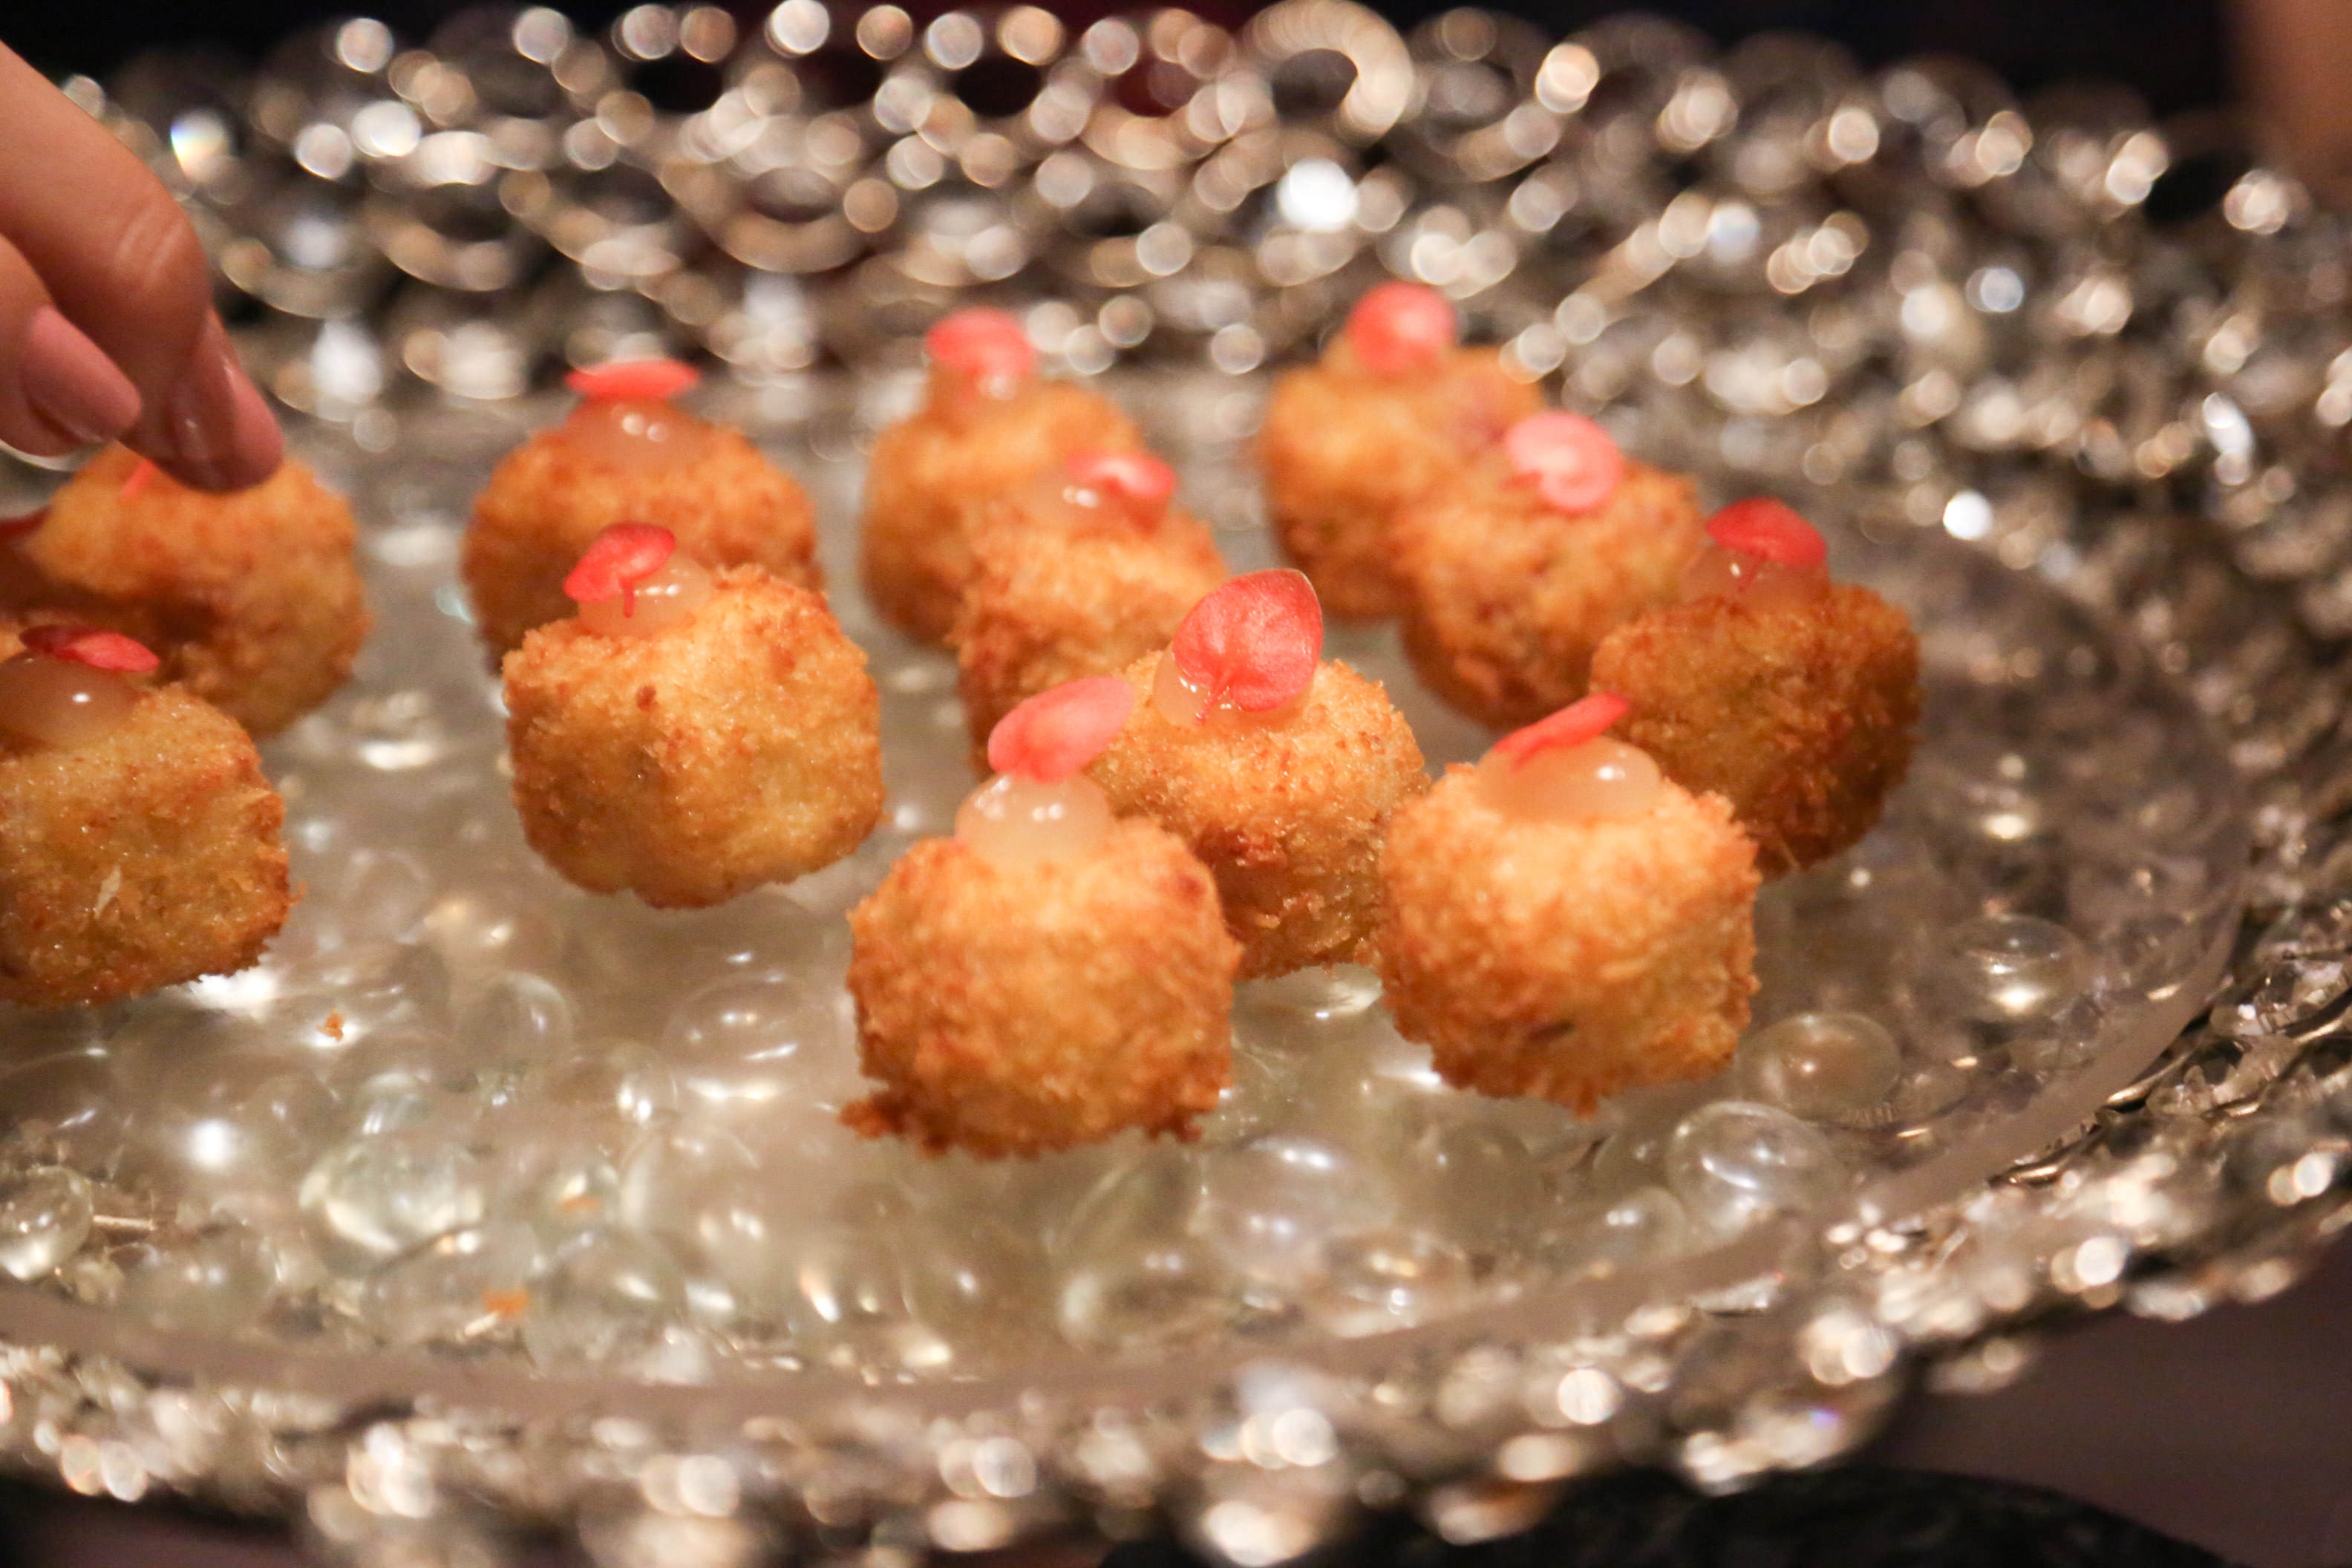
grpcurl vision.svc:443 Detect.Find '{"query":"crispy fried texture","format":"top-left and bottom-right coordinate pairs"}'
top-left (463, 419), bottom-right (818, 658)
top-left (1394, 455), bottom-right (1705, 729)
top-left (1088, 653), bottom-right (1428, 979)
top-left (1591, 582), bottom-right (1922, 876)
top-left (860, 373), bottom-right (1140, 644)
top-left (2, 446), bottom-right (368, 736)
top-left (503, 567), bottom-right (881, 908)
top-left (843, 821), bottom-right (1240, 1157)
top-left (1258, 344), bottom-right (1541, 620)
top-left (1376, 770), bottom-right (1758, 1113)
top-left (0, 683), bottom-right (291, 1007)
top-left (951, 491), bottom-right (1226, 766)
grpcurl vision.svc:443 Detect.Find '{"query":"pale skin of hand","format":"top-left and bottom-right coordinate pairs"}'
top-left (0, 39), bottom-right (281, 492)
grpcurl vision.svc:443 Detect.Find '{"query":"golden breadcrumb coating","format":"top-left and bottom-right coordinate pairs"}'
top-left (1376, 771), bottom-right (1758, 1113)
top-left (463, 418), bottom-right (818, 658)
top-left (860, 374), bottom-right (1140, 644)
top-left (1088, 653), bottom-right (1428, 979)
top-left (1591, 582), bottom-right (1922, 876)
top-left (503, 566), bottom-right (881, 909)
top-left (1393, 455), bottom-right (1706, 730)
top-left (843, 820), bottom-right (1241, 1158)
top-left (0, 682), bottom-right (292, 1008)
top-left (2, 446), bottom-right (368, 737)
top-left (951, 493), bottom-right (1225, 765)
top-left (1258, 344), bottom-right (1541, 620)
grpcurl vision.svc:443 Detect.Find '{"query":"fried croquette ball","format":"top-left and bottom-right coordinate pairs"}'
top-left (1376, 696), bottom-right (1759, 1114)
top-left (1, 446), bottom-right (368, 737)
top-left (463, 359), bottom-right (818, 658)
top-left (0, 626), bottom-right (291, 1009)
top-left (953, 448), bottom-right (1226, 765)
top-left (1087, 572), bottom-right (1427, 979)
top-left (503, 531), bottom-right (881, 909)
top-left (1394, 412), bottom-right (1705, 730)
top-left (845, 679), bottom-right (1240, 1157)
top-left (861, 309), bottom-right (1142, 644)
top-left (1590, 498), bottom-right (1922, 876)
top-left (1258, 282), bottom-right (1541, 619)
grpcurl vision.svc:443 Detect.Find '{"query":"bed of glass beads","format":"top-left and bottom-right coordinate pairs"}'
top-left (0, 379), bottom-right (2245, 1394)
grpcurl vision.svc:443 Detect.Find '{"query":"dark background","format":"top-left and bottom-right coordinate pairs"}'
top-left (0, 0), bottom-right (2232, 120)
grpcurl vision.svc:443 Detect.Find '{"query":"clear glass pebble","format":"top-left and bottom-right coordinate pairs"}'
top-left (117, 1227), bottom-right (275, 1334)
top-left (0, 1166), bottom-right (93, 1281)
top-left (1192, 1134), bottom-right (1396, 1292)
top-left (1665, 1102), bottom-right (1847, 1234)
top-left (1532, 1186), bottom-right (1696, 1280)
top-left (520, 1229), bottom-right (687, 1370)
top-left (299, 1133), bottom-right (489, 1262)
top-left (1736, 1013), bottom-right (1903, 1125)
top-left (359, 1221), bottom-right (549, 1345)
top-left (1921, 915), bottom-right (2091, 1025)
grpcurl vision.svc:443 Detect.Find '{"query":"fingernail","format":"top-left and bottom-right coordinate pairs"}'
top-left (160, 316), bottom-right (284, 491)
top-left (21, 307), bottom-right (140, 447)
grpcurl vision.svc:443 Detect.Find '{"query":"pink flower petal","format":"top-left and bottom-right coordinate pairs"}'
top-left (1490, 692), bottom-right (1630, 771)
top-left (564, 523), bottom-right (679, 607)
top-left (21, 624), bottom-right (159, 673)
top-left (1706, 497), bottom-right (1826, 569)
top-left (987, 676), bottom-right (1137, 783)
top-left (1067, 448), bottom-right (1175, 510)
top-left (1503, 411), bottom-right (1624, 514)
top-left (565, 359), bottom-right (700, 402)
top-left (1346, 282), bottom-right (1457, 376)
top-left (925, 308), bottom-right (1036, 385)
top-left (1171, 569), bottom-right (1323, 713)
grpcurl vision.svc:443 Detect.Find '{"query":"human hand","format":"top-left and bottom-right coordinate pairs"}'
top-left (0, 40), bottom-right (281, 491)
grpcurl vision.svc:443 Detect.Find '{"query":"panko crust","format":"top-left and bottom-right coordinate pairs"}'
top-left (3, 445), bottom-right (368, 736)
top-left (1088, 653), bottom-right (1428, 979)
top-left (503, 567), bottom-right (881, 909)
top-left (843, 822), bottom-right (1241, 1158)
top-left (860, 376), bottom-right (1140, 644)
top-left (951, 498), bottom-right (1226, 764)
top-left (0, 685), bottom-right (291, 1008)
top-left (1375, 771), bottom-right (1758, 1114)
top-left (1591, 582), bottom-right (1923, 876)
top-left (463, 421), bottom-right (818, 658)
top-left (1258, 344), bottom-right (1541, 620)
top-left (1394, 457), bottom-right (1706, 730)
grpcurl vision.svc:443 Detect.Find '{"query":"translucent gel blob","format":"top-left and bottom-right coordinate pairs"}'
top-left (558, 398), bottom-right (717, 475)
top-left (1150, 654), bottom-right (1301, 731)
top-left (578, 557), bottom-right (714, 638)
top-left (954, 773), bottom-right (1116, 867)
top-left (1476, 736), bottom-right (1663, 824)
top-left (0, 656), bottom-right (140, 748)
top-left (1679, 543), bottom-right (1830, 609)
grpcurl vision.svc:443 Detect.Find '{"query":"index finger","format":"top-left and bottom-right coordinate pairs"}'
top-left (0, 43), bottom-right (281, 491)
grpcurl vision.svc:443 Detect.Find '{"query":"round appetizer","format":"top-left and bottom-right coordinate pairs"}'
top-left (0, 622), bottom-right (292, 1008)
top-left (1376, 695), bottom-right (1760, 1113)
top-left (463, 359), bottom-right (819, 658)
top-left (1394, 411), bottom-right (1705, 730)
top-left (1088, 570), bottom-right (1427, 979)
top-left (860, 307), bottom-right (1142, 644)
top-left (0, 447), bottom-right (367, 737)
top-left (502, 525), bottom-right (881, 909)
top-left (952, 447), bottom-right (1226, 767)
top-left (1258, 281), bottom-right (1541, 619)
top-left (845, 678), bottom-right (1240, 1157)
top-left (1590, 497), bottom-right (1922, 875)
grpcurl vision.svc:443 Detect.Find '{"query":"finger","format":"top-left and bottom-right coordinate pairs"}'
top-left (0, 43), bottom-right (281, 491)
top-left (0, 231), bottom-right (141, 457)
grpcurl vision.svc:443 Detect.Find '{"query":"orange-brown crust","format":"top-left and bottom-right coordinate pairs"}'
top-left (463, 420), bottom-right (818, 658)
top-left (951, 494), bottom-right (1226, 765)
top-left (1258, 344), bottom-right (1541, 620)
top-left (1590, 582), bottom-right (1922, 876)
top-left (1087, 653), bottom-right (1428, 979)
top-left (503, 567), bottom-right (881, 909)
top-left (860, 375), bottom-right (1140, 644)
top-left (1393, 455), bottom-right (1706, 730)
top-left (3, 446), bottom-right (368, 737)
top-left (0, 683), bottom-right (291, 1008)
top-left (1374, 770), bottom-right (1758, 1114)
top-left (843, 822), bottom-right (1240, 1158)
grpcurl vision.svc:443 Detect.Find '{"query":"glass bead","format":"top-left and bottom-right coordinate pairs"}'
top-left (0, 1165), bottom-right (92, 1280)
top-left (1736, 1013), bottom-right (1902, 1125)
top-left (1665, 1102), bottom-right (1846, 1233)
